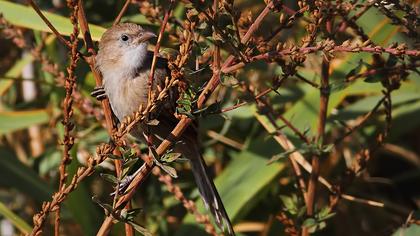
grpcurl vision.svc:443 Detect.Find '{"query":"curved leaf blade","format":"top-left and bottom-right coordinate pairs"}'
top-left (0, 109), bottom-right (49, 135)
top-left (0, 0), bottom-right (105, 41)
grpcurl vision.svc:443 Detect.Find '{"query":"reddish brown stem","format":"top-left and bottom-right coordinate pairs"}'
top-left (76, 1), bottom-right (123, 176)
top-left (223, 45), bottom-right (420, 74)
top-left (304, 58), bottom-right (330, 236)
top-left (55, 1), bottom-right (80, 235)
top-left (27, 0), bottom-right (125, 234)
top-left (221, 87), bottom-right (273, 113)
top-left (26, 0), bottom-right (72, 49)
top-left (147, 0), bottom-right (174, 100)
top-left (113, 0), bottom-right (132, 25)
top-left (198, 0), bottom-right (274, 107)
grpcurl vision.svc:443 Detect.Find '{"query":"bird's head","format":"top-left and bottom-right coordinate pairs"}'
top-left (96, 23), bottom-right (156, 76)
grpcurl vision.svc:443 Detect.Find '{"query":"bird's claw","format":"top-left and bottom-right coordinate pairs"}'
top-left (110, 174), bottom-right (135, 196)
top-left (91, 86), bottom-right (107, 101)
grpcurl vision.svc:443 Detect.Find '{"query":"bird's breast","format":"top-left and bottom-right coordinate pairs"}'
top-left (103, 72), bottom-right (149, 122)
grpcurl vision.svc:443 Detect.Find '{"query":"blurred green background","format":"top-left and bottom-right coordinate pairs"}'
top-left (0, 0), bottom-right (419, 235)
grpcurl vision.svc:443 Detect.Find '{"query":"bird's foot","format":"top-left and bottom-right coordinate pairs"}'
top-left (91, 86), bottom-right (107, 101)
top-left (110, 168), bottom-right (142, 196)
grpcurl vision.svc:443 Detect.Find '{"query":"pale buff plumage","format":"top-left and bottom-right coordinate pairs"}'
top-left (95, 23), bottom-right (234, 235)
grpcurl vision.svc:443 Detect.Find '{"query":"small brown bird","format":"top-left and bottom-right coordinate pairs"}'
top-left (94, 23), bottom-right (234, 235)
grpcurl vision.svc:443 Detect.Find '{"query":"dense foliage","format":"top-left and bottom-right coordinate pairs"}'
top-left (0, 0), bottom-right (419, 235)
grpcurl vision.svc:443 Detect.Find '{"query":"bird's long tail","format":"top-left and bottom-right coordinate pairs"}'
top-left (188, 149), bottom-right (235, 235)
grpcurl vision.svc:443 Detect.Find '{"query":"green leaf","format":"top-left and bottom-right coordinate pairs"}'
top-left (0, 0), bottom-right (105, 41)
top-left (281, 7), bottom-right (405, 136)
top-left (92, 196), bottom-right (113, 216)
top-left (321, 144), bottom-right (334, 153)
top-left (345, 59), bottom-right (364, 79)
top-left (107, 154), bottom-right (122, 160)
top-left (0, 109), bottom-right (50, 135)
top-left (221, 74), bottom-right (239, 87)
top-left (317, 206), bottom-right (335, 221)
top-left (122, 158), bottom-right (140, 177)
top-left (177, 151), bottom-right (284, 235)
top-left (127, 221), bottom-right (152, 236)
top-left (364, 74), bottom-right (382, 83)
top-left (269, 150), bottom-right (295, 163)
top-left (160, 164), bottom-right (178, 178)
top-left (302, 218), bottom-right (317, 227)
top-left (193, 102), bottom-right (221, 116)
top-left (392, 224), bottom-right (420, 236)
top-left (100, 173), bottom-right (119, 184)
top-left (0, 201), bottom-right (32, 234)
top-left (119, 14), bottom-right (151, 25)
top-left (161, 152), bottom-right (182, 163)
top-left (280, 195), bottom-right (298, 214)
top-left (125, 208), bottom-right (143, 221)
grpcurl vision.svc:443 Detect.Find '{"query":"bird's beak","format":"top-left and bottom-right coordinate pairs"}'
top-left (138, 31), bottom-right (157, 43)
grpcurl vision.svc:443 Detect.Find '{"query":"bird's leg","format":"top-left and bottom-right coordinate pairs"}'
top-left (91, 86), bottom-right (107, 101)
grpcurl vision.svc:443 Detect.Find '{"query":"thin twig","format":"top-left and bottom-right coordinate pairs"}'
top-left (55, 1), bottom-right (79, 235)
top-left (147, 0), bottom-right (175, 101)
top-left (113, 0), bottom-right (132, 25)
top-left (303, 58), bottom-right (330, 236)
top-left (76, 0), bottom-right (123, 176)
top-left (335, 96), bottom-right (386, 145)
top-left (221, 87), bottom-right (272, 113)
top-left (26, 0), bottom-right (71, 49)
top-left (27, 0), bottom-right (87, 60)
top-left (198, 0), bottom-right (274, 107)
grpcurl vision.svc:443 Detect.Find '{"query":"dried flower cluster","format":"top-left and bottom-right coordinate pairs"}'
top-left (0, 0), bottom-right (419, 235)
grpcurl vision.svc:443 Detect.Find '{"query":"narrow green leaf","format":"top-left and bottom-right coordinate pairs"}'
top-left (0, 109), bottom-right (49, 135)
top-left (177, 151), bottom-right (284, 235)
top-left (280, 195), bottom-right (296, 212)
top-left (100, 173), bottom-right (119, 184)
top-left (127, 221), bottom-right (152, 236)
top-left (392, 223), bottom-right (420, 236)
top-left (160, 164), bottom-right (178, 178)
top-left (302, 218), bottom-right (317, 227)
top-left (0, 201), bottom-right (32, 234)
top-left (345, 59), bottom-right (364, 79)
top-left (269, 149), bottom-right (296, 164)
top-left (364, 74), bottom-right (382, 83)
top-left (0, 0), bottom-right (105, 41)
top-left (125, 208), bottom-right (143, 221)
top-left (161, 152), bottom-right (182, 163)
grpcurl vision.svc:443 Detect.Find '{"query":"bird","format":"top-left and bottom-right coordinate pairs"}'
top-left (93, 23), bottom-right (234, 235)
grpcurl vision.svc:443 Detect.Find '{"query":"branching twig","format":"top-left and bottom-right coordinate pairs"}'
top-left (55, 1), bottom-right (79, 235)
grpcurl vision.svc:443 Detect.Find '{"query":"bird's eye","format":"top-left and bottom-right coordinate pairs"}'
top-left (121, 34), bottom-right (129, 41)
